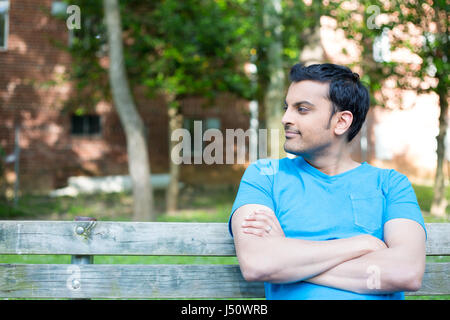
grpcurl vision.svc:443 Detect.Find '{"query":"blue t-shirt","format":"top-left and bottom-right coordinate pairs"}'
top-left (228, 156), bottom-right (427, 300)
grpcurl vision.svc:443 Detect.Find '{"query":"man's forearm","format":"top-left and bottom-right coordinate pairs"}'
top-left (304, 246), bottom-right (424, 294)
top-left (242, 236), bottom-right (374, 284)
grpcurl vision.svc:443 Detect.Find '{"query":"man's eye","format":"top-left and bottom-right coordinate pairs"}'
top-left (282, 105), bottom-right (288, 110)
top-left (297, 106), bottom-right (308, 112)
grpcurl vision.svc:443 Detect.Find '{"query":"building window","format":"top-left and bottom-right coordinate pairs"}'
top-left (51, 1), bottom-right (67, 16)
top-left (205, 118), bottom-right (221, 131)
top-left (0, 0), bottom-right (9, 51)
top-left (183, 117), bottom-right (221, 155)
top-left (71, 114), bottom-right (101, 136)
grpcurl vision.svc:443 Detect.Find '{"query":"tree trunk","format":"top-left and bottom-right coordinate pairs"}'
top-left (166, 97), bottom-right (183, 215)
top-left (430, 86), bottom-right (448, 217)
top-left (103, 0), bottom-right (155, 221)
top-left (262, 0), bottom-right (286, 159)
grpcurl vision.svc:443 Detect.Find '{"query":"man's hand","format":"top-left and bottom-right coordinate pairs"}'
top-left (241, 209), bottom-right (285, 238)
top-left (351, 234), bottom-right (387, 252)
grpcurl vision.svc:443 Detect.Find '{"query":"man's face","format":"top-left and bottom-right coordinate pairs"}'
top-left (282, 80), bottom-right (336, 157)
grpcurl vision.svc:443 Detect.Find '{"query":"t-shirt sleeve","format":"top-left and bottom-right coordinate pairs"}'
top-left (383, 169), bottom-right (427, 239)
top-left (228, 159), bottom-right (276, 237)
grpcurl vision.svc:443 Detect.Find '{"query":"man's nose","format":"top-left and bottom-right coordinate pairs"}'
top-left (281, 107), bottom-right (293, 127)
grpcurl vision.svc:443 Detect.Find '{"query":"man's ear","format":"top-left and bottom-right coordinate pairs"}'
top-left (334, 111), bottom-right (353, 137)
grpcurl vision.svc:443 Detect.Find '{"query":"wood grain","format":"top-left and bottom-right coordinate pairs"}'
top-left (0, 263), bottom-right (448, 298)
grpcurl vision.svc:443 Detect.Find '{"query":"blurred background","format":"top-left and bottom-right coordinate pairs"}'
top-left (0, 0), bottom-right (448, 225)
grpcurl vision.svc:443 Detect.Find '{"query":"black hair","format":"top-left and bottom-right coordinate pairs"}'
top-left (289, 63), bottom-right (370, 142)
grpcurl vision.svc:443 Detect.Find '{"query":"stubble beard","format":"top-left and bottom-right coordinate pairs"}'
top-left (284, 135), bottom-right (333, 158)
top-left (283, 136), bottom-right (304, 157)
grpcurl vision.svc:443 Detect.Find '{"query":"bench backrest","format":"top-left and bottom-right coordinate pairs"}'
top-left (0, 221), bottom-right (449, 299)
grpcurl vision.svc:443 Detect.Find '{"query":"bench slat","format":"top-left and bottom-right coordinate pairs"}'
top-left (0, 264), bottom-right (264, 299)
top-left (424, 223), bottom-right (450, 256)
top-left (0, 221), bottom-right (448, 256)
top-left (0, 263), bottom-right (448, 299)
top-left (0, 221), bottom-right (235, 256)
top-left (406, 262), bottom-right (450, 296)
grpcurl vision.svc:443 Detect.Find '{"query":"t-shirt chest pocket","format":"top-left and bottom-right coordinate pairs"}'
top-left (350, 191), bottom-right (385, 234)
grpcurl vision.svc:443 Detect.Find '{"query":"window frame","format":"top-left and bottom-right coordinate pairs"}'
top-left (0, 0), bottom-right (10, 51)
top-left (70, 114), bottom-right (102, 137)
top-left (182, 116), bottom-right (222, 158)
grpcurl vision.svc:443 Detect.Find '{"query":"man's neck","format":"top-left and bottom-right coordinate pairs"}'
top-left (302, 153), bottom-right (361, 177)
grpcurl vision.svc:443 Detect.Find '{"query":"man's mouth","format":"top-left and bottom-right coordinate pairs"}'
top-left (285, 129), bottom-right (300, 138)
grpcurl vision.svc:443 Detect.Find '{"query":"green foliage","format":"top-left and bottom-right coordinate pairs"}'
top-left (245, 0), bottom-right (325, 101)
top-left (55, 1), bottom-right (325, 112)
top-left (413, 183), bottom-right (450, 220)
top-left (49, 0), bottom-right (108, 114)
top-left (123, 0), bottom-right (255, 103)
top-left (327, 0), bottom-right (449, 105)
top-left (56, 0), bottom-right (256, 110)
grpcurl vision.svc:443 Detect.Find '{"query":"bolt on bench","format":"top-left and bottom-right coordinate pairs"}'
top-left (0, 219), bottom-right (449, 299)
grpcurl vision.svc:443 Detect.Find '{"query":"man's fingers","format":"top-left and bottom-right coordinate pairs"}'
top-left (242, 227), bottom-right (265, 237)
top-left (242, 220), bottom-right (269, 229)
top-left (245, 212), bottom-right (271, 224)
top-left (253, 209), bottom-right (279, 226)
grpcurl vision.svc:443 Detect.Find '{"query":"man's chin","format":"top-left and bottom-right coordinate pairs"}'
top-left (283, 144), bottom-right (303, 157)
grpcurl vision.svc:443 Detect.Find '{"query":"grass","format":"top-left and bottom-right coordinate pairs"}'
top-left (0, 183), bottom-right (448, 300)
top-left (0, 185), bottom-right (237, 222)
top-left (412, 183), bottom-right (450, 222)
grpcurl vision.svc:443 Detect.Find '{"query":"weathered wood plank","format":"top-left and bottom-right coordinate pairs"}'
top-left (0, 263), bottom-right (448, 299)
top-left (0, 264), bottom-right (265, 299)
top-left (0, 221), bottom-right (235, 256)
top-left (0, 221), bottom-right (448, 256)
top-left (424, 223), bottom-right (450, 256)
top-left (406, 262), bottom-right (450, 296)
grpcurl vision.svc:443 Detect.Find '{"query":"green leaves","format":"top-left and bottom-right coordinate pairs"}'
top-left (59, 1), bottom-right (327, 110)
top-left (329, 0), bottom-right (448, 99)
top-left (120, 0), bottom-right (254, 104)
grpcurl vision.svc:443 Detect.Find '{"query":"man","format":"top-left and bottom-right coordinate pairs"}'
top-left (228, 63), bottom-right (427, 300)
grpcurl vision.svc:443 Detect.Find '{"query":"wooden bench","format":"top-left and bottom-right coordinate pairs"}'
top-left (0, 219), bottom-right (449, 299)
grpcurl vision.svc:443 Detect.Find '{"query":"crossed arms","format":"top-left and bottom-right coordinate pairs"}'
top-left (231, 204), bottom-right (426, 294)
